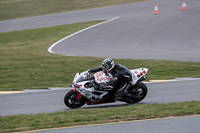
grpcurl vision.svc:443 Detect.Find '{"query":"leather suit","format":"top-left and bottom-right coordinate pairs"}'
top-left (89, 64), bottom-right (133, 99)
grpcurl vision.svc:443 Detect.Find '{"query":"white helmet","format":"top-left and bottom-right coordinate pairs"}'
top-left (102, 58), bottom-right (115, 73)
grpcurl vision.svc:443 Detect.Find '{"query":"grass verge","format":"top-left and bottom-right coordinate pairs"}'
top-left (0, 101), bottom-right (200, 133)
top-left (0, 21), bottom-right (200, 91)
top-left (0, 0), bottom-right (146, 21)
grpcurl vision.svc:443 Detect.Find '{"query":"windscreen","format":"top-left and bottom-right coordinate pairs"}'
top-left (74, 71), bottom-right (89, 83)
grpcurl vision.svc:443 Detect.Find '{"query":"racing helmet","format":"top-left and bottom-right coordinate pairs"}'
top-left (102, 58), bottom-right (115, 73)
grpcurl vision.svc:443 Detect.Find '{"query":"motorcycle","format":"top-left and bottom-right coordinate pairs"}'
top-left (64, 68), bottom-right (148, 108)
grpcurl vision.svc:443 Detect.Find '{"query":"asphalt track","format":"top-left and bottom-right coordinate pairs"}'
top-left (24, 115), bottom-right (200, 133)
top-left (1, 79), bottom-right (200, 116)
top-left (1, 0), bottom-right (199, 61)
top-left (49, 0), bottom-right (200, 61)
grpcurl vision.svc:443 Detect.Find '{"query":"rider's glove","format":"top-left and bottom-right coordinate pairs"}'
top-left (88, 69), bottom-right (92, 74)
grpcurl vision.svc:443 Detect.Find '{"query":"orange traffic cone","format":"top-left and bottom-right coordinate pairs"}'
top-left (154, 4), bottom-right (159, 15)
top-left (182, 1), bottom-right (187, 11)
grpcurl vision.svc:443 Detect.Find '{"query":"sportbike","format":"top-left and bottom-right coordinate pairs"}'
top-left (64, 68), bottom-right (148, 108)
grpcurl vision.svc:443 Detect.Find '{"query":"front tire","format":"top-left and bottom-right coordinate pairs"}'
top-left (64, 90), bottom-right (87, 108)
top-left (125, 82), bottom-right (148, 104)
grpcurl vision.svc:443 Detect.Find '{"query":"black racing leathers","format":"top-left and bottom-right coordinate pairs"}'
top-left (89, 64), bottom-right (133, 99)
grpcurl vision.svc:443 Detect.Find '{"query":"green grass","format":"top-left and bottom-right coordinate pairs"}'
top-left (0, 101), bottom-right (200, 133)
top-left (0, 0), bottom-right (146, 21)
top-left (0, 21), bottom-right (200, 91)
top-left (0, 21), bottom-right (103, 91)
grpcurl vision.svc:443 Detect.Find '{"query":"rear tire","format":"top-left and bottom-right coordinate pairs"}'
top-left (125, 82), bottom-right (148, 104)
top-left (64, 90), bottom-right (87, 108)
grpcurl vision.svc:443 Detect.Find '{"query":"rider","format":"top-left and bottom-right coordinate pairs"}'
top-left (88, 58), bottom-right (133, 100)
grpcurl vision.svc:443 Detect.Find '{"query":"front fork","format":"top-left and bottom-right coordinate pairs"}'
top-left (72, 88), bottom-right (82, 100)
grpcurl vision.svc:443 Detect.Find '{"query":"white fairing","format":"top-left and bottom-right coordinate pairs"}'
top-left (75, 81), bottom-right (109, 102)
top-left (72, 71), bottom-right (89, 85)
top-left (72, 71), bottom-right (109, 102)
top-left (94, 71), bottom-right (113, 86)
top-left (130, 68), bottom-right (148, 85)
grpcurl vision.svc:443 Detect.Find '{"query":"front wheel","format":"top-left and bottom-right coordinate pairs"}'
top-left (64, 90), bottom-right (87, 108)
top-left (125, 82), bottom-right (148, 104)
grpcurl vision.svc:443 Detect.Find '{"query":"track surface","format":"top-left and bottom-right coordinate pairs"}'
top-left (1, 0), bottom-right (199, 61)
top-left (27, 115), bottom-right (200, 133)
top-left (50, 0), bottom-right (200, 61)
top-left (0, 80), bottom-right (200, 116)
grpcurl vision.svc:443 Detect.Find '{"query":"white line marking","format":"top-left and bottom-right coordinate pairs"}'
top-left (48, 16), bottom-right (120, 53)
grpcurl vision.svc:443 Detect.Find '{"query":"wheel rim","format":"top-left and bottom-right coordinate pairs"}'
top-left (135, 87), bottom-right (143, 99)
top-left (127, 87), bottom-right (145, 101)
top-left (134, 87), bottom-right (144, 100)
top-left (68, 94), bottom-right (81, 105)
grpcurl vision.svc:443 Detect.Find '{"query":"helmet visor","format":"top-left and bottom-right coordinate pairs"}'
top-left (102, 64), bottom-right (109, 73)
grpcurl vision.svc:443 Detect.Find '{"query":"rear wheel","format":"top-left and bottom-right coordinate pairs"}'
top-left (125, 82), bottom-right (148, 104)
top-left (64, 90), bottom-right (87, 108)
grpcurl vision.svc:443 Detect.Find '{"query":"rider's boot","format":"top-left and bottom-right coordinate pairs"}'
top-left (114, 83), bottom-right (130, 101)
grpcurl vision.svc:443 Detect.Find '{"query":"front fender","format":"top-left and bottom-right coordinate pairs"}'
top-left (72, 88), bottom-right (78, 92)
